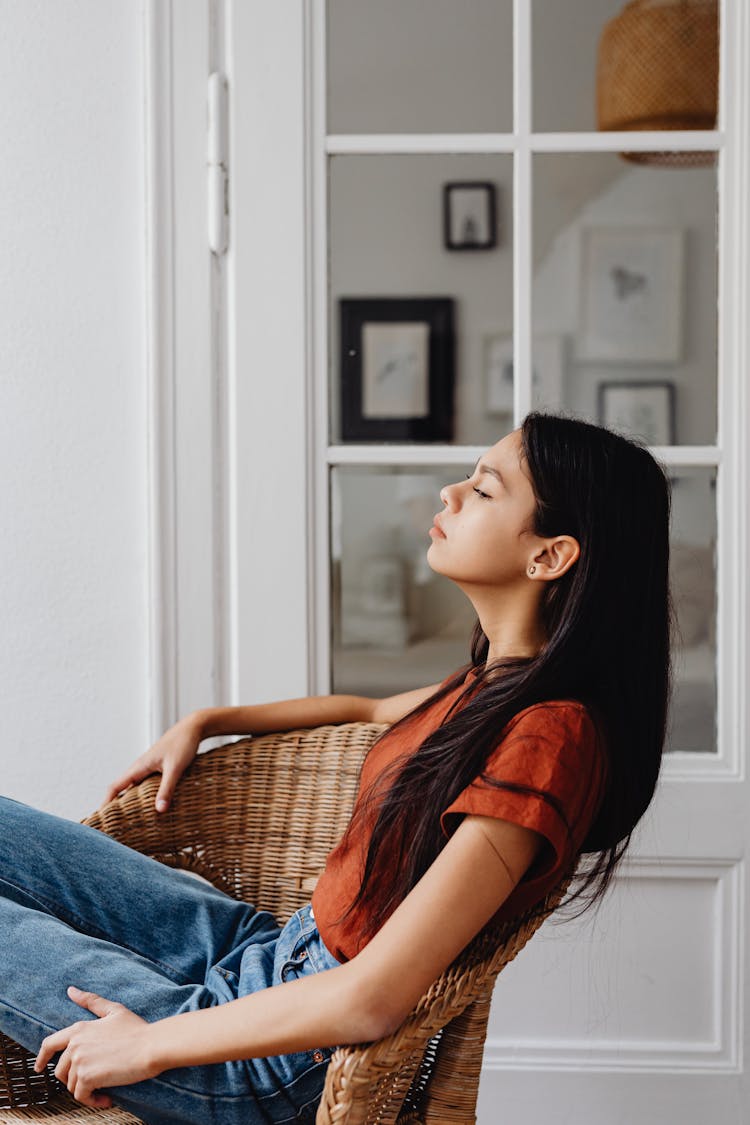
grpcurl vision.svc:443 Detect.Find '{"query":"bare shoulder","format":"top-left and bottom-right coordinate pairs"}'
top-left (370, 682), bottom-right (443, 725)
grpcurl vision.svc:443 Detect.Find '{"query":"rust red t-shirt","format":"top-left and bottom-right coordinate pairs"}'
top-left (311, 670), bottom-right (605, 963)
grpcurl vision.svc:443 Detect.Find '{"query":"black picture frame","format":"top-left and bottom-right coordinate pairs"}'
top-left (340, 297), bottom-right (455, 442)
top-left (443, 182), bottom-right (497, 251)
top-left (597, 380), bottom-right (676, 445)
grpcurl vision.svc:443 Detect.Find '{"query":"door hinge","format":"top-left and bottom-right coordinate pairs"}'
top-left (207, 72), bottom-right (228, 255)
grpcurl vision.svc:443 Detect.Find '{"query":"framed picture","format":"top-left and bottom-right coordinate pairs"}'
top-left (485, 333), bottom-right (565, 414)
top-left (576, 227), bottom-right (684, 362)
top-left (340, 297), bottom-right (455, 442)
top-left (598, 380), bottom-right (676, 445)
top-left (443, 182), bottom-right (498, 251)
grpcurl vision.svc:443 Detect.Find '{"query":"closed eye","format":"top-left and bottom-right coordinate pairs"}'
top-left (465, 475), bottom-right (492, 500)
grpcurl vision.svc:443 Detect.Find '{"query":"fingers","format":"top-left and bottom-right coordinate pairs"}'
top-left (155, 767), bottom-right (181, 813)
top-left (57, 1053), bottom-right (113, 1110)
top-left (35, 1026), bottom-right (74, 1072)
top-left (67, 986), bottom-right (120, 1018)
top-left (67, 1061), bottom-right (113, 1110)
top-left (78, 1089), bottom-right (113, 1110)
top-left (102, 762), bottom-right (157, 806)
top-left (35, 997), bottom-right (118, 1110)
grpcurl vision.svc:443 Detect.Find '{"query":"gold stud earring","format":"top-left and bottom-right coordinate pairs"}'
top-left (528, 566), bottom-right (536, 575)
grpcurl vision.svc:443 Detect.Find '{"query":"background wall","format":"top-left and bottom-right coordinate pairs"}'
top-left (0, 0), bottom-right (148, 819)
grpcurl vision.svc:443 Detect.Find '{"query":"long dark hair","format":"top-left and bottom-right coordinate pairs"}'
top-left (341, 411), bottom-right (675, 942)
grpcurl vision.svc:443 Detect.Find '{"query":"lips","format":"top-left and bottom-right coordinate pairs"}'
top-left (430, 517), bottom-right (447, 539)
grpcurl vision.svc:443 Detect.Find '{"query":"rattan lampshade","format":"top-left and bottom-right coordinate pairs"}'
top-left (597, 0), bottom-right (718, 166)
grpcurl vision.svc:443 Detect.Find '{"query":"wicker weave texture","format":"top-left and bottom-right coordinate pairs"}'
top-left (0, 1036), bottom-right (60, 1115)
top-left (597, 0), bottom-right (718, 166)
top-left (0, 1088), bottom-right (140, 1123)
top-left (598, 0), bottom-right (719, 131)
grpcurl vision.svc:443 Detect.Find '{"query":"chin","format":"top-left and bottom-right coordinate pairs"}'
top-left (426, 549), bottom-right (460, 585)
top-left (426, 543), bottom-right (445, 573)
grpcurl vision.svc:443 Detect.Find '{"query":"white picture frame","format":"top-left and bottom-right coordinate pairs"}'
top-left (576, 227), bottom-right (684, 363)
top-left (485, 333), bottom-right (565, 414)
top-left (598, 380), bottom-right (676, 445)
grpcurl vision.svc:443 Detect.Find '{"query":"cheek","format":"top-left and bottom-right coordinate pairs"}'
top-left (432, 517), bottom-right (519, 580)
top-left (458, 512), bottom-right (510, 556)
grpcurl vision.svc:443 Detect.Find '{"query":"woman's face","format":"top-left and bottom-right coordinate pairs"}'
top-left (427, 429), bottom-right (540, 589)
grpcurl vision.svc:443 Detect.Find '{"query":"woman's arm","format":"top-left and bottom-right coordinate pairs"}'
top-left (33, 812), bottom-right (543, 1105)
top-left (147, 813), bottom-right (544, 1066)
top-left (103, 683), bottom-right (440, 810)
top-left (193, 681), bottom-right (442, 739)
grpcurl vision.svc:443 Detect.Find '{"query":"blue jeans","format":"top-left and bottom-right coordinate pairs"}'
top-left (0, 795), bottom-right (340, 1124)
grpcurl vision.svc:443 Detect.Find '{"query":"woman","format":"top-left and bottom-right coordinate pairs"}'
top-left (0, 412), bottom-right (673, 1124)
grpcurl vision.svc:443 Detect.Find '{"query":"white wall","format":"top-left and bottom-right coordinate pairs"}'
top-left (0, 0), bottom-right (147, 819)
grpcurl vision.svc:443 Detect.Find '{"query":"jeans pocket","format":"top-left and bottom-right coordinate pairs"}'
top-left (208, 962), bottom-right (240, 1003)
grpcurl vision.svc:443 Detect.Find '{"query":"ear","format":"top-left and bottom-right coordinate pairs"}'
top-left (530, 535), bottom-right (580, 581)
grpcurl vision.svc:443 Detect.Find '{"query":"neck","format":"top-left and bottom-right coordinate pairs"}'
top-left (462, 586), bottom-right (547, 666)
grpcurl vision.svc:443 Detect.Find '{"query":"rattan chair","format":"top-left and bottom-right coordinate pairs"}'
top-left (0, 723), bottom-right (571, 1124)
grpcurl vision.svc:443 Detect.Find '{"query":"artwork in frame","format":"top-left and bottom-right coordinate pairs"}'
top-left (340, 297), bottom-right (455, 442)
top-left (598, 380), bottom-right (676, 445)
top-left (443, 182), bottom-right (498, 251)
top-left (576, 227), bottom-right (684, 363)
top-left (485, 333), bottom-right (565, 414)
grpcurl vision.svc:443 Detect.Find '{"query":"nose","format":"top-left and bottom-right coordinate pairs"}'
top-left (440, 481), bottom-right (461, 510)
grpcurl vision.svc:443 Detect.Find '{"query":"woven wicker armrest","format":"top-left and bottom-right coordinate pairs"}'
top-left (0, 722), bottom-right (386, 1116)
top-left (83, 722), bottom-right (387, 921)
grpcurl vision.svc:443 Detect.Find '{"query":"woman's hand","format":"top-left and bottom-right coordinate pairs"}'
top-left (34, 987), bottom-right (161, 1110)
top-left (102, 713), bottom-right (204, 813)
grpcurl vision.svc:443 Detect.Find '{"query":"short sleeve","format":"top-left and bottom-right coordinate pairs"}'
top-left (440, 701), bottom-right (603, 889)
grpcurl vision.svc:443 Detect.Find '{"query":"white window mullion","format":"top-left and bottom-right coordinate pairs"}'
top-left (309, 0), bottom-right (331, 697)
top-left (532, 130), bottom-right (723, 153)
top-left (326, 134), bottom-right (517, 155)
top-left (326, 445), bottom-right (720, 469)
top-left (325, 131), bottom-right (722, 157)
top-left (513, 0), bottom-right (532, 425)
top-left (327, 445), bottom-right (487, 467)
top-left (713, 0), bottom-right (750, 779)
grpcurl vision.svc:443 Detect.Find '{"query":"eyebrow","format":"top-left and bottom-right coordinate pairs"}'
top-left (473, 458), bottom-right (507, 487)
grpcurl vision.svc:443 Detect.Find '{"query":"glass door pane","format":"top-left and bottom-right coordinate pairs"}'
top-left (329, 154), bottom-right (514, 446)
top-left (331, 464), bottom-right (476, 695)
top-left (532, 153), bottom-right (718, 443)
top-left (667, 466), bottom-right (717, 753)
top-left (327, 0), bottom-right (513, 134)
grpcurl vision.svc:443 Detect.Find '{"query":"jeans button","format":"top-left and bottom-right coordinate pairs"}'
top-left (299, 950), bottom-right (307, 960)
top-left (312, 1050), bottom-right (324, 1063)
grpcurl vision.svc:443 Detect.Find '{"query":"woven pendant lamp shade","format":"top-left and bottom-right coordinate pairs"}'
top-left (597, 0), bottom-right (719, 166)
